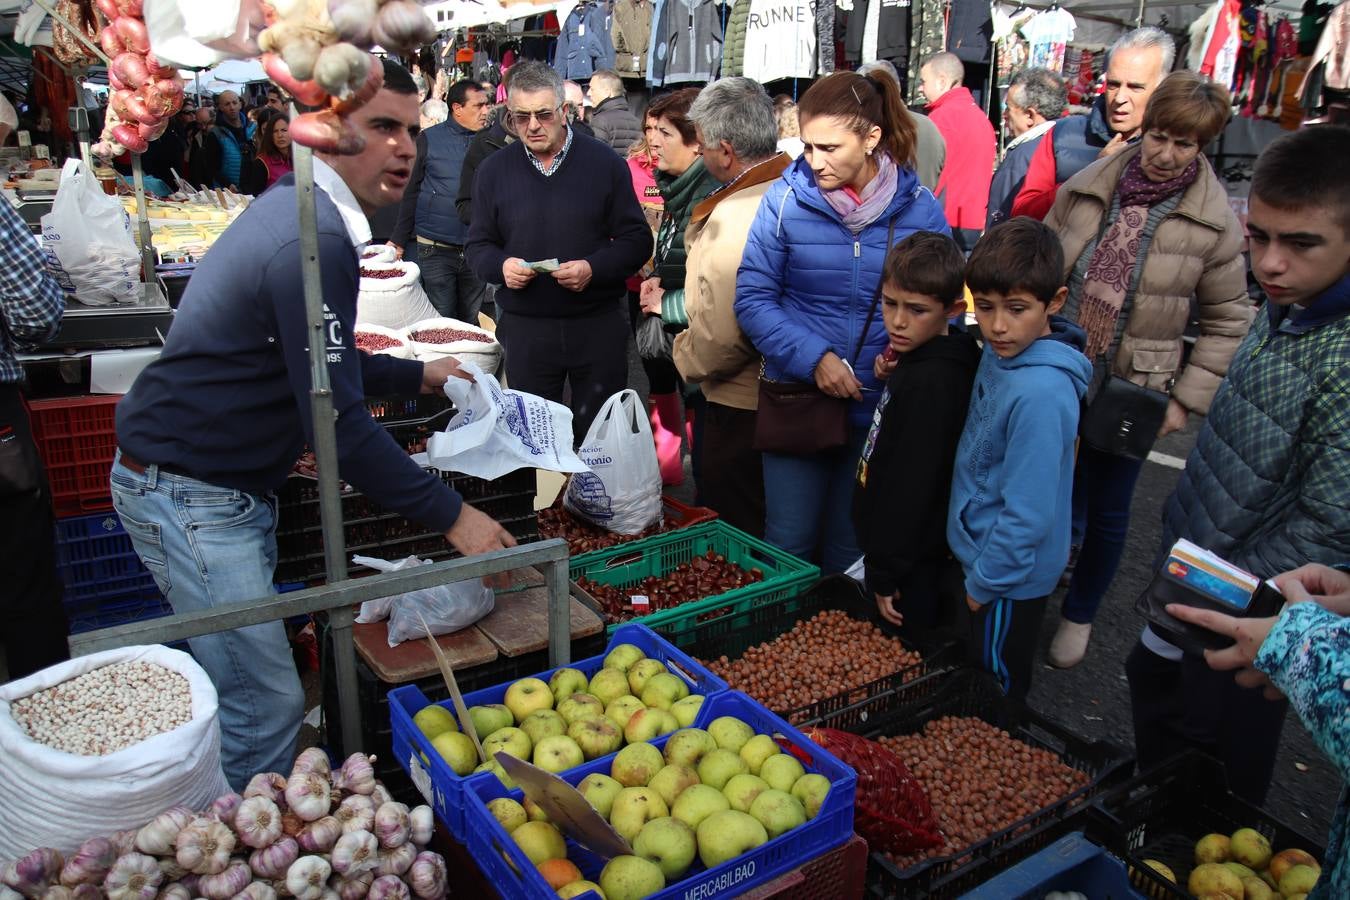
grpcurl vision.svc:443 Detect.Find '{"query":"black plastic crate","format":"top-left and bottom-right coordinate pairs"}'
top-left (863, 669), bottom-right (1134, 899)
top-left (364, 393), bottom-right (453, 425)
top-left (1084, 750), bottom-right (1326, 899)
top-left (667, 574), bottom-right (960, 728)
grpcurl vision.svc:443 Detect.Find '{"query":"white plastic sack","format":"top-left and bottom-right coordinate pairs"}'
top-left (0, 645), bottom-right (230, 857)
top-left (354, 323), bottom-right (414, 360)
top-left (425, 361), bottom-right (589, 480)
top-left (406, 316), bottom-right (502, 374)
top-left (350, 555), bottom-right (495, 647)
top-left (142, 0), bottom-right (248, 68)
top-left (360, 244), bottom-right (399, 264)
top-left (40, 159), bottom-right (140, 307)
top-left (564, 390), bottom-right (663, 535)
top-left (356, 261), bottom-right (439, 331)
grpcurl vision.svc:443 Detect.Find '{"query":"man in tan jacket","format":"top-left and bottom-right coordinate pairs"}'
top-left (674, 78), bottom-right (790, 537)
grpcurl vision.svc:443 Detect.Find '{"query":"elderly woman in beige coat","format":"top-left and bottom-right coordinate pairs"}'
top-left (1043, 71), bottom-right (1254, 668)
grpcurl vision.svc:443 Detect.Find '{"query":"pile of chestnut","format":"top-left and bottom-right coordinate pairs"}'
top-left (536, 506), bottom-right (669, 557)
top-left (575, 551), bottom-right (763, 624)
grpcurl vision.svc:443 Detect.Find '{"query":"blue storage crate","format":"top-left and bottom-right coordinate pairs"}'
top-left (960, 832), bottom-right (1146, 899)
top-left (388, 623), bottom-right (730, 839)
top-left (55, 513), bottom-right (167, 628)
top-left (464, 690), bottom-right (857, 900)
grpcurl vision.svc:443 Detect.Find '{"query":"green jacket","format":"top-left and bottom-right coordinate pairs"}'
top-left (1162, 276), bottom-right (1350, 578)
top-left (721, 0), bottom-right (752, 77)
top-left (654, 158), bottom-right (719, 326)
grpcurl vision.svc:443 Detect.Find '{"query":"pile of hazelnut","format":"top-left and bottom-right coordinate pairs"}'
top-left (879, 716), bottom-right (1091, 870)
top-left (703, 610), bottom-right (923, 717)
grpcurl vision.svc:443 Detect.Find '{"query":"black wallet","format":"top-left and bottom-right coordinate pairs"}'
top-left (1135, 564), bottom-right (1286, 656)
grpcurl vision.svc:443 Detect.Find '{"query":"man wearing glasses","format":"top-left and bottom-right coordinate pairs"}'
top-left (467, 62), bottom-right (652, 442)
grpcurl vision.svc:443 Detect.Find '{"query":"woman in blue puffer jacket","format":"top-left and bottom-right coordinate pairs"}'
top-left (735, 70), bottom-right (949, 573)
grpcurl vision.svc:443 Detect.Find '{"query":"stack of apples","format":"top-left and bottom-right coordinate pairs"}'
top-left (485, 716), bottom-right (833, 900)
top-left (413, 643), bottom-right (708, 782)
top-left (1155, 828), bottom-right (1322, 899)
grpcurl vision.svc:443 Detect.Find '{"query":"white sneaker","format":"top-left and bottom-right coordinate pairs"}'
top-left (1048, 619), bottom-right (1093, 669)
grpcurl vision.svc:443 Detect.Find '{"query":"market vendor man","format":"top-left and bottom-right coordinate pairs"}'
top-left (110, 60), bottom-right (517, 789)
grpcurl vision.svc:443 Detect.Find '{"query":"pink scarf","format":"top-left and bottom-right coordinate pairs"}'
top-left (821, 153), bottom-right (898, 234)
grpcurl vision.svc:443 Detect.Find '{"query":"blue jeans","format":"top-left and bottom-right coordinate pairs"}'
top-left (762, 427), bottom-right (867, 574)
top-left (417, 241), bottom-right (485, 322)
top-left (110, 453), bottom-right (303, 789)
top-left (1061, 445), bottom-right (1146, 624)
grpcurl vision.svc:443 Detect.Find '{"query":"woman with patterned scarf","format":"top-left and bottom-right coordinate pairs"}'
top-left (1044, 71), bottom-right (1253, 668)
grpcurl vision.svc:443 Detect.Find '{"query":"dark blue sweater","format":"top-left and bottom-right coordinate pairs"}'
top-left (116, 176), bottom-right (463, 533)
top-left (466, 131), bottom-right (653, 318)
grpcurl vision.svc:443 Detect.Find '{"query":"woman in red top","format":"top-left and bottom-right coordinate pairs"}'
top-left (245, 113), bottom-right (292, 194)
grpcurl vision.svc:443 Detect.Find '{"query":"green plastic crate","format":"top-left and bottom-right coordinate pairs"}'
top-left (568, 520), bottom-right (819, 639)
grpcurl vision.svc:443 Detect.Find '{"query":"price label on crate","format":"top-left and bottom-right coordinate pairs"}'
top-left (629, 594), bottom-right (649, 608)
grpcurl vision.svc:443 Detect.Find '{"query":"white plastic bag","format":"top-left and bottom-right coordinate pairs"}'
top-left (564, 390), bottom-right (663, 535)
top-left (406, 316), bottom-right (502, 374)
top-left (356, 261), bottom-right (440, 330)
top-left (424, 361), bottom-right (589, 480)
top-left (0, 645), bottom-right (230, 856)
top-left (40, 159), bottom-right (140, 306)
top-left (350, 555), bottom-right (495, 647)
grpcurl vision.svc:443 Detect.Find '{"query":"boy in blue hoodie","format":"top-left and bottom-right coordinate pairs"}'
top-left (948, 218), bottom-right (1093, 701)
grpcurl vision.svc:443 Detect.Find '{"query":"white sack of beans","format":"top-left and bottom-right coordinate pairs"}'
top-left (0, 645), bottom-right (229, 857)
top-left (356, 260), bottom-right (439, 331)
top-left (354, 323), bottom-right (414, 360)
top-left (405, 316), bottom-right (502, 375)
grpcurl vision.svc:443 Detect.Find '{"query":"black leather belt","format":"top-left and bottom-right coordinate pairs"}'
top-left (118, 449), bottom-right (193, 480)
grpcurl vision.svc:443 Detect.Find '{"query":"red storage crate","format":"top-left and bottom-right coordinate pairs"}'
top-left (29, 395), bottom-right (120, 517)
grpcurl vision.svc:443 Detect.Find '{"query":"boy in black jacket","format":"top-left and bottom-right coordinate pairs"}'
top-left (852, 232), bottom-right (981, 636)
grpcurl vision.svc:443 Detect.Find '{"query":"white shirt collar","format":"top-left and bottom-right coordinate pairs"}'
top-left (311, 156), bottom-right (372, 247)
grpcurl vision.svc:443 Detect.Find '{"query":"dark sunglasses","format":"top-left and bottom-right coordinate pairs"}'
top-left (508, 105), bottom-right (562, 128)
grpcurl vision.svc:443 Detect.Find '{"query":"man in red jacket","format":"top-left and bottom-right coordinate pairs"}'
top-left (920, 52), bottom-right (996, 252)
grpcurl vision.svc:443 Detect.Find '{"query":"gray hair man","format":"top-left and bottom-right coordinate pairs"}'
top-left (586, 70), bottom-right (641, 154)
top-left (420, 98), bottom-right (448, 129)
top-left (987, 68), bottom-right (1067, 228)
top-left (858, 59), bottom-right (946, 193)
top-left (1008, 26), bottom-right (1175, 219)
top-left (465, 61), bottom-right (652, 441)
top-left (671, 77), bottom-right (792, 535)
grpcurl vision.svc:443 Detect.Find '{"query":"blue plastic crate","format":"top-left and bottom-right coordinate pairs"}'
top-left (462, 690), bottom-right (857, 900)
top-left (959, 832), bottom-right (1146, 899)
top-left (388, 623), bottom-right (730, 840)
top-left (67, 594), bottom-right (173, 634)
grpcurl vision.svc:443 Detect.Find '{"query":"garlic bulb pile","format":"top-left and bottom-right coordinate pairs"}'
top-left (0, 752), bottom-right (444, 899)
top-left (90, 0), bottom-right (186, 157)
top-left (259, 0), bottom-right (436, 155)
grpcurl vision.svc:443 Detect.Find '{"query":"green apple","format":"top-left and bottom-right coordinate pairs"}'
top-left (557, 881), bottom-right (604, 899)
top-left (431, 731), bottom-right (478, 775)
top-left (671, 783), bottom-right (731, 831)
top-left (648, 763), bottom-right (700, 807)
top-left (473, 758), bottom-right (517, 788)
top-left (523, 795), bottom-right (550, 822)
top-left (466, 703), bottom-right (513, 739)
top-left (558, 692), bottom-right (607, 726)
top-left (670, 694), bottom-right (704, 727)
top-left (697, 748), bottom-right (749, 791)
top-left (547, 666), bottom-right (591, 702)
top-left (627, 658), bottom-right (668, 696)
top-left (722, 773), bottom-right (770, 813)
top-left (633, 816), bottom-right (697, 881)
top-left (483, 726), bottom-right (532, 761)
top-left (611, 741), bottom-right (665, 788)
top-left (520, 708), bottom-right (568, 746)
top-left (414, 705), bottom-right (458, 740)
top-left (487, 797), bottom-right (528, 833)
top-left (791, 773), bottom-right (832, 819)
top-left (569, 716), bottom-right (624, 760)
top-left (749, 788), bottom-right (807, 839)
top-left (503, 677), bottom-right (554, 723)
top-left (578, 772), bottom-right (625, 819)
top-left (511, 820), bottom-right (566, 864)
top-left (696, 809), bottom-right (768, 868)
top-left (533, 735), bottom-right (585, 773)
top-left (623, 707), bottom-right (669, 744)
top-left (589, 668), bottom-right (633, 707)
top-left (760, 753), bottom-right (806, 792)
top-left (663, 727), bottom-right (717, 769)
top-left (600, 855), bottom-right (665, 900)
top-left (708, 716), bottom-right (755, 753)
top-left (604, 643), bottom-right (647, 673)
top-left (606, 695), bottom-right (647, 729)
top-left (640, 673), bottom-right (690, 710)
top-left (610, 786), bottom-right (669, 844)
top-left (739, 734), bottom-right (781, 775)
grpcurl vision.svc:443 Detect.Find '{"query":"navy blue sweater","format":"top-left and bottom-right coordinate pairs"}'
top-left (116, 176), bottom-right (463, 533)
top-left (466, 131), bottom-right (653, 318)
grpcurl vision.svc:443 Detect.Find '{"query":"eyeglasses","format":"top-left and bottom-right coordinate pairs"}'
top-left (508, 105), bottom-right (562, 128)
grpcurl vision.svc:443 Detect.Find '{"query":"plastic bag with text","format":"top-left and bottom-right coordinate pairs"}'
top-left (424, 362), bottom-right (589, 480)
top-left (350, 555), bottom-right (495, 647)
top-left (563, 389), bottom-right (662, 535)
top-left (40, 159), bottom-right (140, 306)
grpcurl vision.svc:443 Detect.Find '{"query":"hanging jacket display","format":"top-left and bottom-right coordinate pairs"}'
top-left (722, 0), bottom-right (752, 76)
top-left (650, 0), bottom-right (725, 85)
top-left (744, 0), bottom-right (817, 81)
top-left (907, 0), bottom-right (946, 105)
top-left (613, 0), bottom-right (656, 78)
top-left (1307, 0), bottom-right (1350, 93)
top-left (844, 0), bottom-right (910, 68)
top-left (815, 0), bottom-right (836, 75)
top-left (553, 2), bottom-right (615, 79)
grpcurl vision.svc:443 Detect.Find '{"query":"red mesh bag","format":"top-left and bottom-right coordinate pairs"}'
top-left (794, 727), bottom-right (943, 855)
